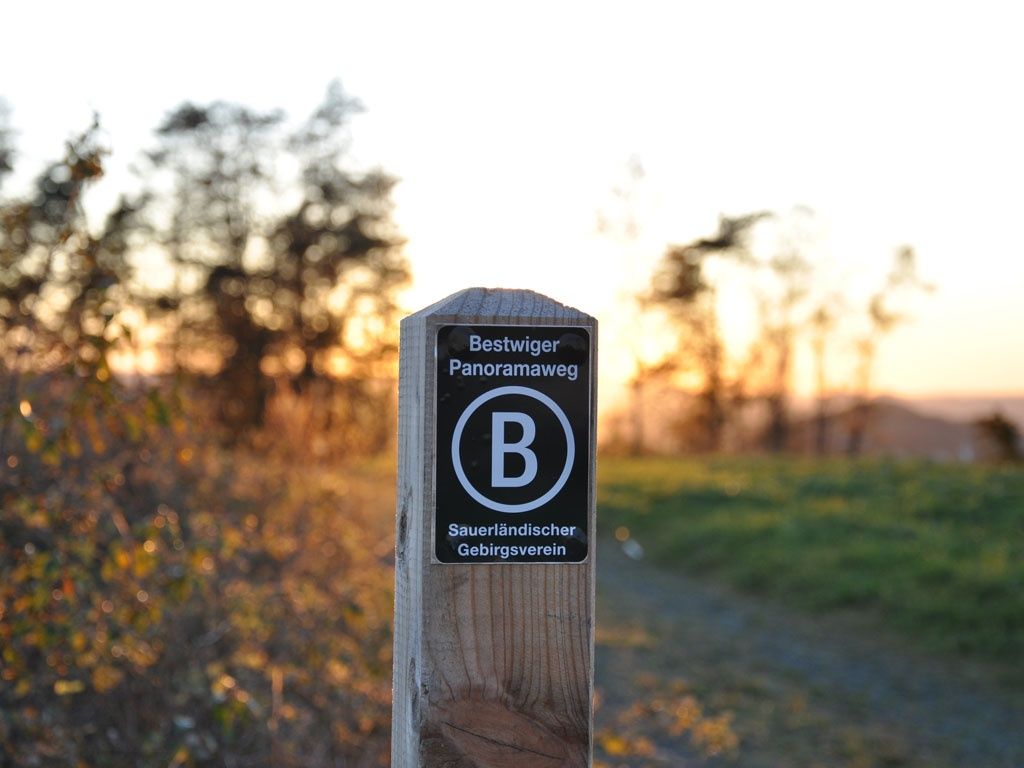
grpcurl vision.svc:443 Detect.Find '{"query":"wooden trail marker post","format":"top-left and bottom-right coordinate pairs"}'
top-left (393, 288), bottom-right (597, 767)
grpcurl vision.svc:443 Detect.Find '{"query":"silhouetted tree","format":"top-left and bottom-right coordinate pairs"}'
top-left (750, 211), bottom-right (815, 452)
top-left (135, 82), bottom-right (407, 436)
top-left (974, 412), bottom-right (1022, 462)
top-left (0, 116), bottom-right (145, 462)
top-left (647, 209), bottom-right (855, 454)
top-left (650, 243), bottom-right (724, 449)
top-left (137, 100), bottom-right (283, 431)
top-left (646, 213), bottom-right (769, 451)
top-left (845, 246), bottom-right (931, 455)
top-left (808, 298), bottom-right (843, 455)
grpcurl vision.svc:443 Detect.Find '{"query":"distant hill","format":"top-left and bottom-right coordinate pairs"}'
top-left (790, 398), bottom-right (980, 460)
top-left (900, 394), bottom-right (1024, 428)
top-left (601, 385), bottom-right (1022, 460)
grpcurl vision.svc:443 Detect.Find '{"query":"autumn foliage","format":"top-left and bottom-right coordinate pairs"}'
top-left (0, 109), bottom-right (396, 767)
top-left (1, 373), bottom-right (396, 766)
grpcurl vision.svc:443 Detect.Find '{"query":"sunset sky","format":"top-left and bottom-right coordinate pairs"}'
top-left (3, 1), bottom-right (1022, 408)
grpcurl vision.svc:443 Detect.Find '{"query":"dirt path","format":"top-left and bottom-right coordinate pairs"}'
top-left (594, 538), bottom-right (1024, 768)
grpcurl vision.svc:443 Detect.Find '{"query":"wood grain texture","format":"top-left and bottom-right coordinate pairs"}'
top-left (392, 288), bottom-right (597, 767)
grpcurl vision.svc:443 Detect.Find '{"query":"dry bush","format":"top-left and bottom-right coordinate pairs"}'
top-left (1, 375), bottom-right (394, 767)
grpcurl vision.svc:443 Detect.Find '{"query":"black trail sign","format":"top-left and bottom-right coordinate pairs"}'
top-left (392, 289), bottom-right (597, 765)
top-left (434, 324), bottom-right (592, 563)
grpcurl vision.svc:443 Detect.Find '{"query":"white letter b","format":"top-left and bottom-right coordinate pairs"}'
top-left (491, 412), bottom-right (537, 488)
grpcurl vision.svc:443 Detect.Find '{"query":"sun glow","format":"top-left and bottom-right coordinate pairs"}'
top-left (4, 1), bottom-right (1022, 410)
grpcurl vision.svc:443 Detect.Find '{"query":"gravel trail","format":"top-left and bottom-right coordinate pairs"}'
top-left (594, 538), bottom-right (1024, 767)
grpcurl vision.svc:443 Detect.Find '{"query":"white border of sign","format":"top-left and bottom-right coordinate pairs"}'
top-left (451, 385), bottom-right (575, 513)
top-left (431, 323), bottom-right (593, 565)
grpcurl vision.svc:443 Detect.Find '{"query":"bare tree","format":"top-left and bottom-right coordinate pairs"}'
top-left (808, 298), bottom-right (843, 455)
top-left (743, 209), bottom-right (825, 452)
top-left (845, 245), bottom-right (932, 455)
top-left (646, 212), bottom-right (769, 451)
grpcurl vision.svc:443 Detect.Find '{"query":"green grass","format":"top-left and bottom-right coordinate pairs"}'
top-left (598, 456), bottom-right (1024, 663)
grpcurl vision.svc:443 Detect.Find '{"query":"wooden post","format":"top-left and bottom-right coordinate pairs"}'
top-left (393, 288), bottom-right (597, 767)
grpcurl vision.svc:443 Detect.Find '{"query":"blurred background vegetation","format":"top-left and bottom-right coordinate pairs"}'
top-left (1, 61), bottom-right (1022, 768)
top-left (1, 86), bottom-right (403, 766)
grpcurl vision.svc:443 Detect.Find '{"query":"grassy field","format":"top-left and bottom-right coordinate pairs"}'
top-left (597, 456), bottom-right (1024, 664)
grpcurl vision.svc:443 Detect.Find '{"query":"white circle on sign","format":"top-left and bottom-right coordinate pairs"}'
top-left (451, 385), bottom-right (575, 514)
